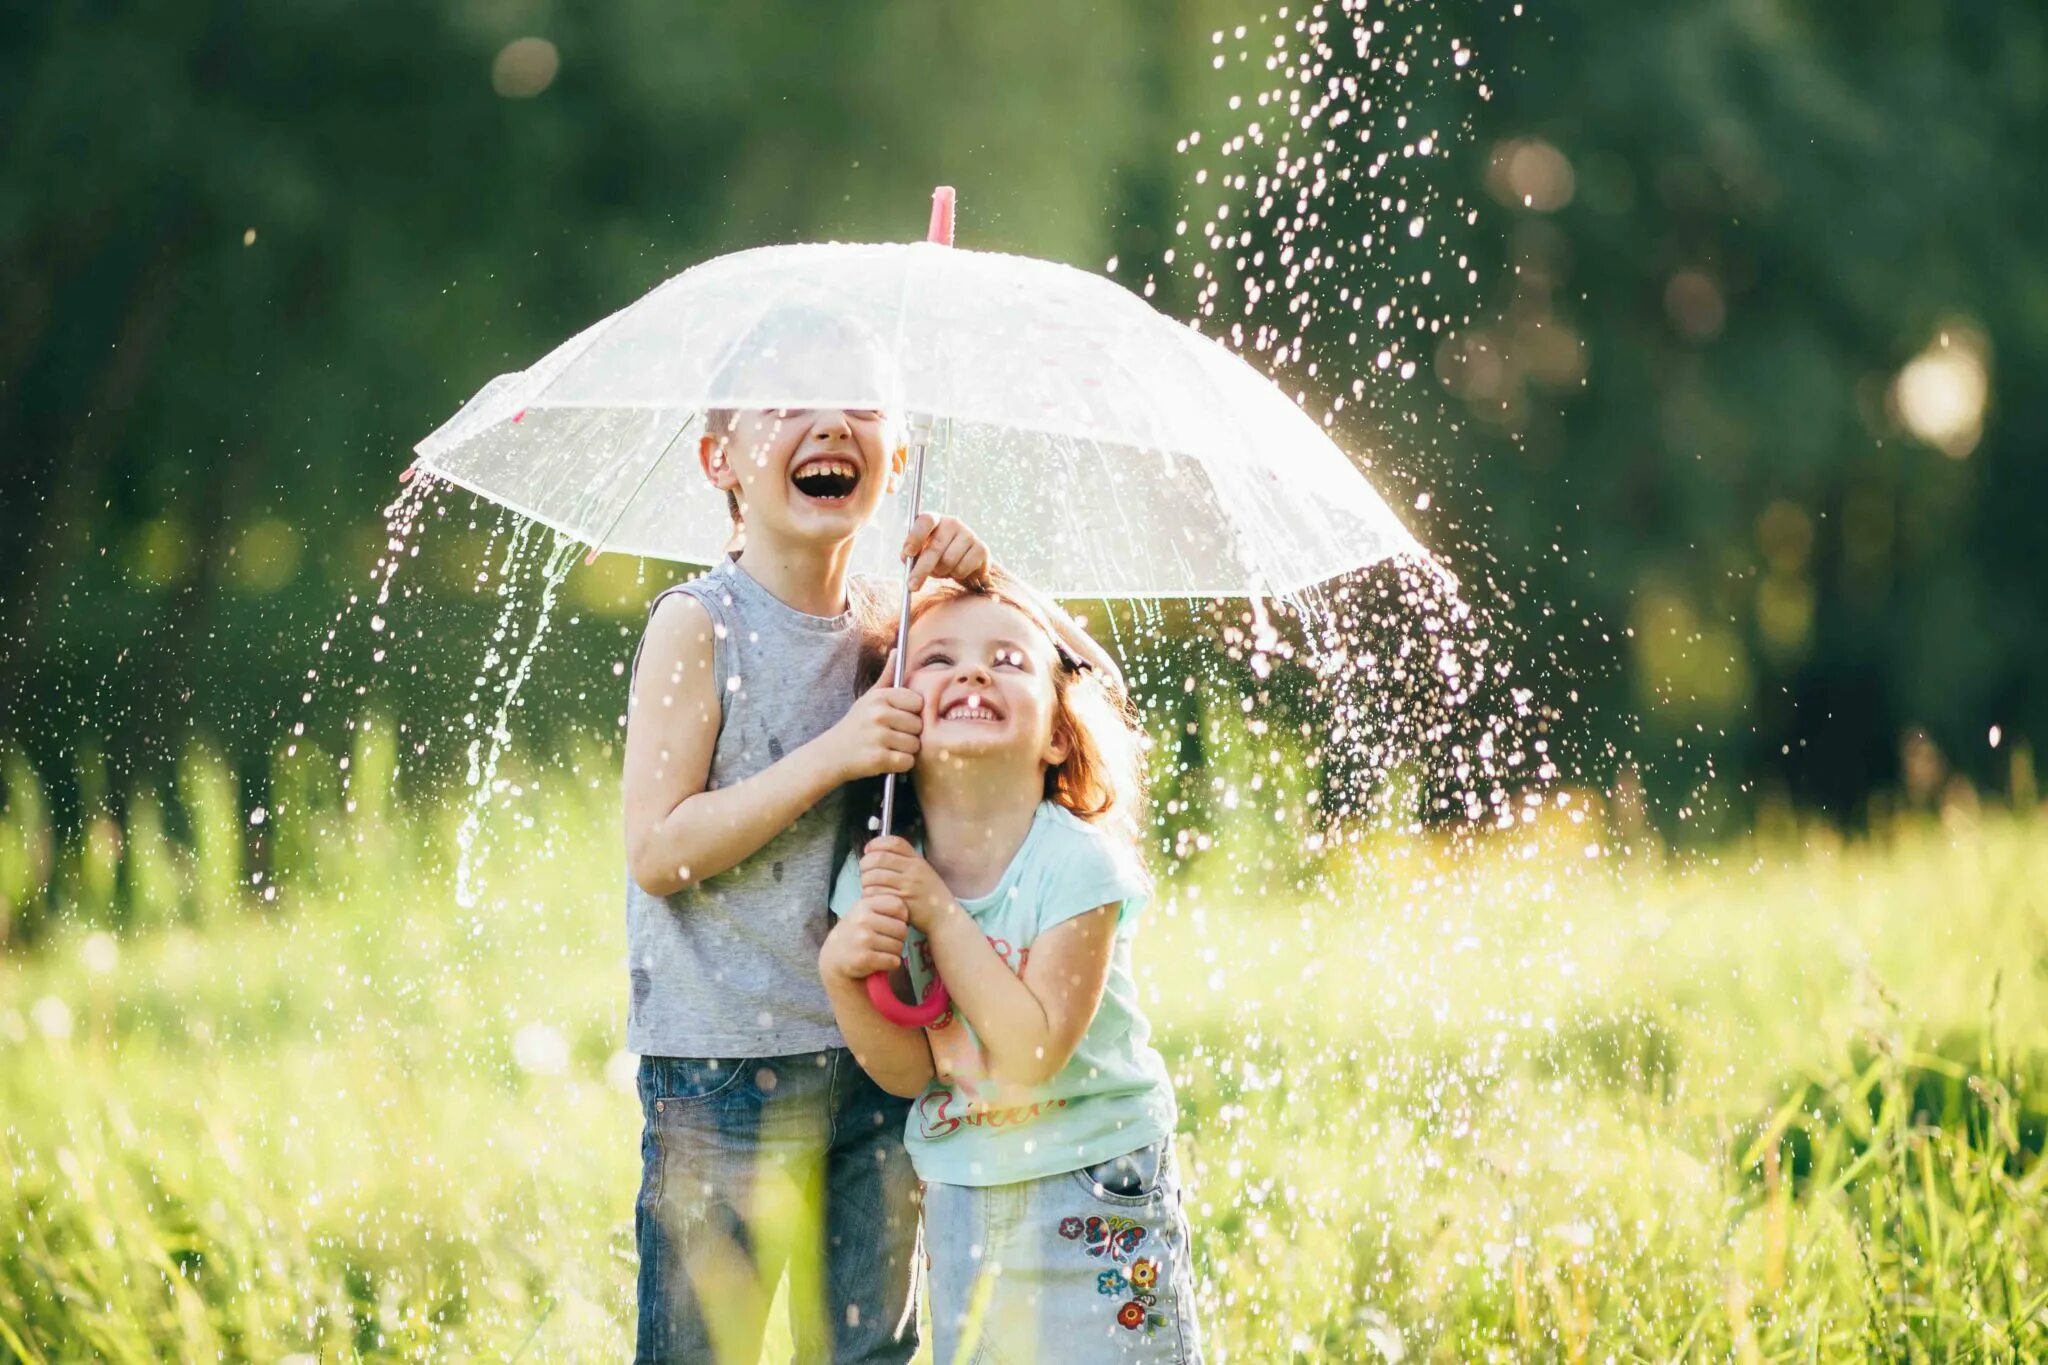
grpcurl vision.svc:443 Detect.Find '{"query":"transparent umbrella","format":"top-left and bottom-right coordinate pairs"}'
top-left (411, 190), bottom-right (1423, 600)
top-left (412, 188), bottom-right (1429, 1024)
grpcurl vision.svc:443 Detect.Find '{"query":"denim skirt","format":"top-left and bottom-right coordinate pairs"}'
top-left (921, 1139), bottom-right (1203, 1364)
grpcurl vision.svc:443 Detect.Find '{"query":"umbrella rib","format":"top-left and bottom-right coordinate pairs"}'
top-left (885, 243), bottom-right (936, 428)
top-left (515, 270), bottom-right (704, 419)
top-left (579, 416), bottom-right (698, 559)
top-left (1067, 318), bottom-right (1201, 595)
top-left (506, 308), bottom-right (633, 418)
top-left (576, 268), bottom-right (821, 559)
top-left (1168, 322), bottom-right (1284, 593)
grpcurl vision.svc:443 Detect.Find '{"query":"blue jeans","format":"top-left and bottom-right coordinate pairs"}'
top-left (635, 1051), bottom-right (919, 1364)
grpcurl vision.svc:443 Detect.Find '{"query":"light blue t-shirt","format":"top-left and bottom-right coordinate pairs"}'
top-left (830, 801), bottom-right (1178, 1187)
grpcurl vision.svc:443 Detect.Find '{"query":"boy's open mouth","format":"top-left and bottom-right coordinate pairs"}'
top-left (789, 455), bottom-right (861, 503)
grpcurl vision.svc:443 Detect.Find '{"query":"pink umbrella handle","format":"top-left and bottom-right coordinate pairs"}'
top-left (867, 967), bottom-right (950, 1028)
top-left (928, 185), bottom-right (956, 246)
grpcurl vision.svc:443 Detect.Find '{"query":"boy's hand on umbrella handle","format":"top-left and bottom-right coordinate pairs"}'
top-left (903, 514), bottom-right (991, 591)
top-left (822, 651), bottom-right (921, 781)
top-left (860, 835), bottom-right (953, 932)
top-left (822, 893), bottom-right (910, 982)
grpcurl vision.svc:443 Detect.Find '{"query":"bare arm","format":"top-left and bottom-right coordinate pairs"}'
top-left (822, 970), bottom-right (939, 1097)
top-left (895, 516), bottom-right (1119, 690)
top-left (921, 902), bottom-right (1118, 1088)
top-left (819, 895), bottom-right (938, 1097)
top-left (622, 594), bottom-right (919, 897)
top-left (924, 1002), bottom-right (988, 1084)
top-left (1004, 581), bottom-right (1125, 695)
top-left (857, 838), bottom-right (1120, 1089)
top-left (1047, 609), bottom-right (1124, 694)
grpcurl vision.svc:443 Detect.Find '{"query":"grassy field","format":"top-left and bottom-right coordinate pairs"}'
top-left (2, 736), bottom-right (2045, 1360)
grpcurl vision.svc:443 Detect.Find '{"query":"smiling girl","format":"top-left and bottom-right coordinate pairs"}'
top-left (818, 570), bottom-right (1203, 1362)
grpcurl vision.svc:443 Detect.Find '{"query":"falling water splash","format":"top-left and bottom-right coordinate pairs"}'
top-left (1122, 8), bottom-right (1687, 1357)
top-left (376, 477), bottom-right (437, 610)
top-left (1138, 0), bottom-right (1568, 842)
top-left (1302, 561), bottom-right (1559, 831)
top-left (453, 529), bottom-right (581, 908)
top-left (1161, 2), bottom-right (1498, 366)
top-left (282, 474), bottom-right (440, 769)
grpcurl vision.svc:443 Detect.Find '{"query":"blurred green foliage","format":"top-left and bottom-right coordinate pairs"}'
top-left (1458, 0), bottom-right (2048, 814)
top-left (2, 0), bottom-right (2043, 823)
top-left (2, 735), bottom-right (2043, 1356)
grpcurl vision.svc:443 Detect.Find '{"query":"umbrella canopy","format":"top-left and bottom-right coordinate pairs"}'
top-left (413, 240), bottom-right (1424, 599)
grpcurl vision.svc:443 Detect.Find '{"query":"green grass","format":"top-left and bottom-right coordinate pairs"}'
top-left (2, 738), bottom-right (2044, 1360)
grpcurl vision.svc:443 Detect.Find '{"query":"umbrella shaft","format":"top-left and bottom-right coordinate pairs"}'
top-left (878, 420), bottom-right (935, 837)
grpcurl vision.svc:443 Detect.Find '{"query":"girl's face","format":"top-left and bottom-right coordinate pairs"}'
top-left (905, 596), bottom-right (1070, 774)
top-left (705, 408), bottom-right (896, 544)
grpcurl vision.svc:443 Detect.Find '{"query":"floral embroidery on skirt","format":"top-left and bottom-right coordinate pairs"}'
top-left (1059, 1214), bottom-right (1169, 1333)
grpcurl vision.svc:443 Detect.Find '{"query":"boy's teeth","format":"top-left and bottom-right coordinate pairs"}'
top-left (792, 456), bottom-right (861, 498)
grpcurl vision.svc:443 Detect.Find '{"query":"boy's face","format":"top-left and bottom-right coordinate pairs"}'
top-left (700, 408), bottom-right (899, 546)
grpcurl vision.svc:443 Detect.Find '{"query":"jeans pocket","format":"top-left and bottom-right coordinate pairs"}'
top-left (1072, 1140), bottom-right (1167, 1206)
top-left (638, 1058), bottom-right (747, 1216)
top-left (639, 1055), bottom-right (747, 1112)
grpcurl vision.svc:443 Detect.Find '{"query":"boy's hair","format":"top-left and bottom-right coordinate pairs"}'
top-left (848, 567), bottom-right (1147, 852)
top-left (701, 304), bottom-right (897, 536)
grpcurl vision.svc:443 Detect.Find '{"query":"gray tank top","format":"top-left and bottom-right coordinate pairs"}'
top-left (625, 556), bottom-right (869, 1058)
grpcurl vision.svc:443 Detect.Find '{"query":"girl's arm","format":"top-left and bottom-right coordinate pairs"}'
top-left (924, 1007), bottom-right (989, 1084)
top-left (921, 900), bottom-right (1118, 1089)
top-left (819, 895), bottom-right (937, 1097)
top-left (1047, 612), bottom-right (1125, 694)
top-left (1019, 586), bottom-right (1127, 695)
top-left (624, 595), bottom-right (922, 896)
top-left (860, 837), bottom-right (1120, 1088)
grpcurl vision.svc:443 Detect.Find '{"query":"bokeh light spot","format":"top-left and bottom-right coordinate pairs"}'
top-left (1486, 138), bottom-right (1574, 213)
top-left (1890, 321), bottom-right (1990, 459)
top-left (492, 37), bottom-right (560, 99)
top-left (1664, 269), bottom-right (1725, 341)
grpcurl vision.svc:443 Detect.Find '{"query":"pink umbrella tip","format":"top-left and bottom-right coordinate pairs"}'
top-left (928, 187), bottom-right (956, 247)
top-left (584, 546), bottom-right (601, 566)
top-left (398, 462), bottom-right (416, 484)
